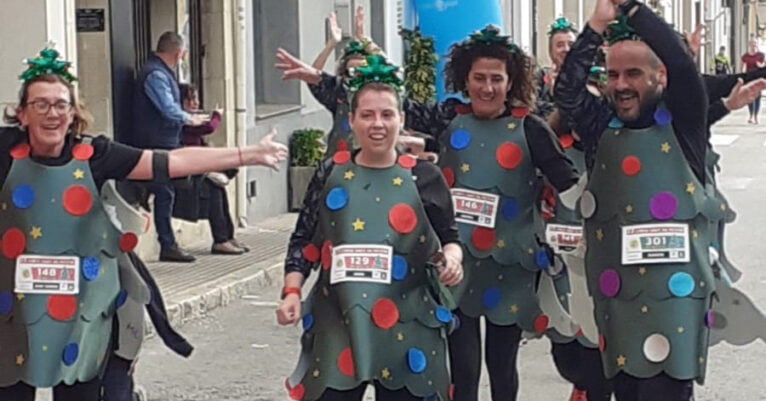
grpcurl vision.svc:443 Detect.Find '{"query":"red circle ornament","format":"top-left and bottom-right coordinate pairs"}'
top-left (471, 227), bottom-right (496, 251)
top-left (559, 134), bottom-right (575, 149)
top-left (511, 107), bottom-right (530, 118)
top-left (47, 295), bottom-right (77, 321)
top-left (119, 233), bottom-right (138, 252)
top-left (337, 347), bottom-right (355, 377)
top-left (599, 335), bottom-right (606, 352)
top-left (454, 105), bottom-right (473, 115)
top-left (496, 142), bottom-right (523, 170)
top-left (2, 228), bottom-right (26, 259)
top-left (321, 240), bottom-right (333, 270)
top-left (336, 139), bottom-right (349, 152)
top-left (303, 244), bottom-right (320, 263)
top-left (62, 185), bottom-right (93, 216)
top-left (397, 154), bottom-right (417, 169)
top-left (449, 384), bottom-right (455, 400)
top-left (388, 204), bottom-right (418, 234)
top-left (371, 298), bottom-right (400, 330)
top-left (621, 156), bottom-right (642, 176)
top-left (288, 384), bottom-right (305, 400)
top-left (442, 167), bottom-right (455, 188)
top-left (533, 314), bottom-right (550, 333)
top-left (10, 143), bottom-right (30, 159)
top-left (72, 143), bottom-right (94, 161)
top-left (332, 151), bottom-right (351, 165)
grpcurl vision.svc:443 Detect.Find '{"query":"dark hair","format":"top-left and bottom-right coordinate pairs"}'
top-left (337, 54), bottom-right (366, 77)
top-left (548, 29), bottom-right (577, 52)
top-left (444, 41), bottom-right (536, 108)
top-left (157, 31), bottom-right (184, 53)
top-left (350, 82), bottom-right (402, 113)
top-left (179, 83), bottom-right (198, 102)
top-left (3, 74), bottom-right (92, 136)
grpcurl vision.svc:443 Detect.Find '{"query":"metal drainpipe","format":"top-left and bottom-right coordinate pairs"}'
top-left (233, 0), bottom-right (248, 226)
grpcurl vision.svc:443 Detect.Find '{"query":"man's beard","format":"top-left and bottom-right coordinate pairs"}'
top-left (610, 84), bottom-right (662, 122)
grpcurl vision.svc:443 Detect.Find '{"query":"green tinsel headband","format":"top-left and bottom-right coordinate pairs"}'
top-left (344, 40), bottom-right (370, 57)
top-left (605, 15), bottom-right (640, 45)
top-left (467, 25), bottom-right (520, 54)
top-left (348, 55), bottom-right (403, 94)
top-left (20, 48), bottom-right (77, 83)
top-left (548, 17), bottom-right (577, 36)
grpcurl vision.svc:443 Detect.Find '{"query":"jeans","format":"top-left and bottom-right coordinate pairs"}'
top-left (101, 355), bottom-right (134, 401)
top-left (748, 93), bottom-right (762, 117)
top-left (150, 183), bottom-right (176, 247)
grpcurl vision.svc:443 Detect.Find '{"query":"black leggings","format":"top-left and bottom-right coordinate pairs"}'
top-left (551, 340), bottom-right (612, 401)
top-left (448, 309), bottom-right (522, 401)
top-left (0, 379), bottom-right (101, 401)
top-left (318, 382), bottom-right (422, 401)
top-left (613, 372), bottom-right (694, 401)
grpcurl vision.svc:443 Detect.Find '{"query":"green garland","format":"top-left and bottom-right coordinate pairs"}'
top-left (347, 55), bottom-right (403, 93)
top-left (20, 48), bottom-right (76, 83)
top-left (468, 25), bottom-right (519, 54)
top-left (605, 15), bottom-right (640, 45)
top-left (548, 17), bottom-right (577, 36)
top-left (400, 27), bottom-right (438, 103)
top-left (344, 40), bottom-right (369, 57)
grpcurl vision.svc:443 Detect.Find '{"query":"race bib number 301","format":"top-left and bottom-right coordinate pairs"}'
top-left (331, 244), bottom-right (393, 285)
top-left (451, 188), bottom-right (500, 228)
top-left (15, 255), bottom-right (80, 295)
top-left (621, 223), bottom-right (690, 265)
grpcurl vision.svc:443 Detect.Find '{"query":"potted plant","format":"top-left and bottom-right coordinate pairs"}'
top-left (289, 128), bottom-right (326, 211)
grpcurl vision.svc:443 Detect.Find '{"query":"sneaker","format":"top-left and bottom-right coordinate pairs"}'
top-left (159, 244), bottom-right (196, 262)
top-left (568, 387), bottom-right (588, 401)
top-left (228, 238), bottom-right (250, 252)
top-left (212, 241), bottom-right (245, 255)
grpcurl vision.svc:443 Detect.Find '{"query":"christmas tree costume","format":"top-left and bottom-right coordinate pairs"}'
top-left (0, 138), bottom-right (137, 387)
top-left (581, 109), bottom-right (725, 383)
top-left (437, 109), bottom-right (550, 332)
top-left (285, 152), bottom-right (453, 401)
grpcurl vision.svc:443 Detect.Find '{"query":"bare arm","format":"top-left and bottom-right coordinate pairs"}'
top-left (312, 12), bottom-right (342, 70)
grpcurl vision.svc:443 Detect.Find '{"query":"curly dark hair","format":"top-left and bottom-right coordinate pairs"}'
top-left (444, 35), bottom-right (536, 109)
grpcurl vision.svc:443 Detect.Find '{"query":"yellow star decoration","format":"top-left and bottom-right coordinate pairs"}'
top-left (596, 229), bottom-right (604, 241)
top-left (392, 177), bottom-right (403, 186)
top-left (685, 182), bottom-right (695, 194)
top-left (507, 122), bottom-right (517, 130)
top-left (381, 368), bottom-right (391, 380)
top-left (312, 369), bottom-right (320, 378)
top-left (344, 170), bottom-right (355, 180)
top-left (15, 354), bottom-right (24, 366)
top-left (29, 226), bottom-right (42, 240)
top-left (419, 235), bottom-right (427, 243)
top-left (638, 267), bottom-right (647, 276)
top-left (720, 203), bottom-right (727, 211)
top-left (497, 239), bottom-right (506, 249)
top-left (661, 142), bottom-right (671, 153)
top-left (641, 305), bottom-right (649, 314)
top-left (460, 163), bottom-right (471, 173)
top-left (396, 332), bottom-right (405, 341)
top-left (42, 345), bottom-right (48, 352)
top-left (16, 294), bottom-right (24, 301)
top-left (509, 304), bottom-right (519, 314)
top-left (352, 218), bottom-right (365, 231)
top-left (73, 169), bottom-right (85, 180)
top-left (699, 357), bottom-right (705, 365)
top-left (691, 230), bottom-right (699, 239)
top-left (677, 326), bottom-right (685, 333)
top-left (625, 205), bottom-right (634, 214)
top-left (616, 355), bottom-right (627, 367)
top-left (527, 248), bottom-right (534, 255)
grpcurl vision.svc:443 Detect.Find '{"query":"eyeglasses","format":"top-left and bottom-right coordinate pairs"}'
top-left (26, 100), bottom-right (72, 115)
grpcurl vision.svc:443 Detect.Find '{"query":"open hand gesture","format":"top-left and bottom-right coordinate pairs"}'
top-left (724, 78), bottom-right (766, 111)
top-left (243, 129), bottom-right (288, 171)
top-left (275, 48), bottom-right (321, 84)
top-left (355, 6), bottom-right (365, 40)
top-left (328, 12), bottom-right (342, 44)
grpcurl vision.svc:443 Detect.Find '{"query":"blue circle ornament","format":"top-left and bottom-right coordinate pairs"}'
top-left (423, 395), bottom-right (437, 401)
top-left (81, 257), bottom-right (100, 281)
top-left (434, 306), bottom-right (452, 324)
top-left (450, 130), bottom-right (471, 150)
top-left (12, 184), bottom-right (35, 209)
top-left (392, 255), bottom-right (408, 281)
top-left (0, 291), bottom-right (13, 315)
top-left (608, 116), bottom-right (624, 129)
top-left (668, 272), bottom-right (695, 297)
top-left (482, 287), bottom-right (501, 309)
top-left (325, 187), bottom-right (349, 211)
top-left (62, 343), bottom-right (79, 366)
top-left (535, 249), bottom-right (551, 269)
top-left (115, 289), bottom-right (128, 308)
top-left (407, 347), bottom-right (428, 373)
top-left (501, 198), bottom-right (519, 221)
top-left (302, 313), bottom-right (314, 331)
top-left (654, 108), bottom-right (672, 126)
top-left (342, 117), bottom-right (351, 132)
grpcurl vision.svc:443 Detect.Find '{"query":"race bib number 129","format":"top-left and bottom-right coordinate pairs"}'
top-left (331, 244), bottom-right (393, 285)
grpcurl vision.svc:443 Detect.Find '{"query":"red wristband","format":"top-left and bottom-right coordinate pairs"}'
top-left (281, 286), bottom-right (301, 300)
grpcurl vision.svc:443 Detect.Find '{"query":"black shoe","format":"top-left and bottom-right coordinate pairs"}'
top-left (160, 244), bottom-right (196, 262)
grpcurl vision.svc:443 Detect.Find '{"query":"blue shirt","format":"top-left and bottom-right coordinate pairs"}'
top-left (144, 70), bottom-right (190, 125)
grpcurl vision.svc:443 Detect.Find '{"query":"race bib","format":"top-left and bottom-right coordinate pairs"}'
top-left (330, 244), bottom-right (393, 285)
top-left (546, 224), bottom-right (583, 254)
top-left (451, 188), bottom-right (500, 228)
top-left (621, 223), bottom-right (690, 265)
top-left (15, 255), bottom-right (80, 295)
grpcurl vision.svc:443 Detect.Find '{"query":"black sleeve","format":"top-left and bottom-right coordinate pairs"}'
top-left (628, 4), bottom-right (708, 183)
top-left (524, 115), bottom-right (579, 191)
top-left (704, 69), bottom-right (766, 103)
top-left (412, 160), bottom-right (459, 246)
top-left (284, 159), bottom-right (334, 277)
top-left (707, 100), bottom-right (730, 128)
top-left (90, 136), bottom-right (144, 187)
top-left (308, 73), bottom-right (345, 115)
top-left (534, 67), bottom-right (556, 119)
top-left (403, 98), bottom-right (458, 138)
top-left (553, 24), bottom-right (613, 150)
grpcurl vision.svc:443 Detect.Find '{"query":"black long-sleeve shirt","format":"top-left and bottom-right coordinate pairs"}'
top-left (704, 68), bottom-right (766, 126)
top-left (403, 99), bottom-right (579, 192)
top-left (308, 73), bottom-right (347, 115)
top-left (284, 154), bottom-right (459, 277)
top-left (555, 4), bottom-right (708, 183)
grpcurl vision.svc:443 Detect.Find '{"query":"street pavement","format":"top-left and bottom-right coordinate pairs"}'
top-left (40, 108), bottom-right (766, 400)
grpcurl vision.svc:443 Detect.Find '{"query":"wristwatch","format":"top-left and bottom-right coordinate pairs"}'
top-left (618, 0), bottom-right (641, 16)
